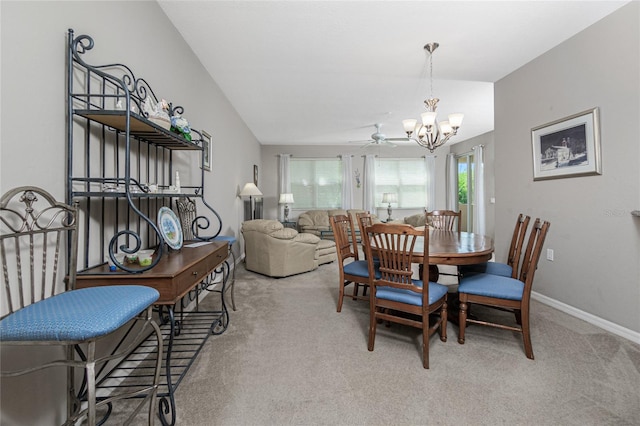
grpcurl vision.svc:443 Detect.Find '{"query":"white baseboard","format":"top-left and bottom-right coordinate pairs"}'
top-left (531, 291), bottom-right (640, 345)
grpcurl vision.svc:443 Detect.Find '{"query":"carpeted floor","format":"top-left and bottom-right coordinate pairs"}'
top-left (114, 261), bottom-right (640, 425)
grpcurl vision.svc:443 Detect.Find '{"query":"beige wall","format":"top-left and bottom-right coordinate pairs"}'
top-left (0, 1), bottom-right (260, 423)
top-left (494, 2), bottom-right (640, 332)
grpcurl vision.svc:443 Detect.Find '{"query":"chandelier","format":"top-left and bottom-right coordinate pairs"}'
top-left (402, 42), bottom-right (464, 152)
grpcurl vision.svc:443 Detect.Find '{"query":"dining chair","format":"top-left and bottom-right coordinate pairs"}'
top-left (426, 210), bottom-right (462, 283)
top-left (457, 218), bottom-right (550, 359)
top-left (426, 209), bottom-right (462, 232)
top-left (329, 214), bottom-right (373, 312)
top-left (460, 213), bottom-right (530, 278)
top-left (362, 223), bottom-right (448, 369)
top-left (0, 186), bottom-right (163, 425)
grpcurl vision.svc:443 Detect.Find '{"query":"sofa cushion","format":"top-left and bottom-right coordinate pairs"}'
top-left (298, 210), bottom-right (330, 227)
top-left (404, 213), bottom-right (428, 227)
top-left (293, 233), bottom-right (321, 244)
top-left (242, 219), bottom-right (284, 233)
top-left (270, 228), bottom-right (299, 240)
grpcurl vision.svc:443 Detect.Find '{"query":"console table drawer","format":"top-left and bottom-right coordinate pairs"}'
top-left (76, 241), bottom-right (228, 305)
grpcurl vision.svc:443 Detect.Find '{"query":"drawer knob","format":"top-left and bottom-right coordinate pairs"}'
top-left (192, 271), bottom-right (198, 276)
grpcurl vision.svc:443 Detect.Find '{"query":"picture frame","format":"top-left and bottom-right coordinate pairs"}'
top-left (253, 164), bottom-right (258, 186)
top-left (202, 131), bottom-right (212, 172)
top-left (531, 107), bottom-right (601, 181)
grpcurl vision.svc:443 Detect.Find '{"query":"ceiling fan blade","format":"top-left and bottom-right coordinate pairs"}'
top-left (385, 137), bottom-right (410, 142)
top-left (348, 139), bottom-right (374, 144)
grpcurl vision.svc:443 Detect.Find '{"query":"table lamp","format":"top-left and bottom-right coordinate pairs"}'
top-left (279, 193), bottom-right (294, 222)
top-left (382, 192), bottom-right (397, 222)
top-left (239, 182), bottom-right (263, 220)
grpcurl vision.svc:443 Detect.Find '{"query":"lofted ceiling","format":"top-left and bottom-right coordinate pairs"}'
top-left (159, 1), bottom-right (628, 146)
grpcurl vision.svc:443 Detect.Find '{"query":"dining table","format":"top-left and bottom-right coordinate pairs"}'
top-left (417, 229), bottom-right (494, 281)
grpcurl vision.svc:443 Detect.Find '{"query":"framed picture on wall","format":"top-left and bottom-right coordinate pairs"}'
top-left (253, 164), bottom-right (258, 186)
top-left (531, 107), bottom-right (601, 181)
top-left (202, 131), bottom-right (212, 172)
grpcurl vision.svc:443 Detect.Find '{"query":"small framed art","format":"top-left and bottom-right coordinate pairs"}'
top-left (531, 107), bottom-right (601, 181)
top-left (202, 131), bottom-right (212, 172)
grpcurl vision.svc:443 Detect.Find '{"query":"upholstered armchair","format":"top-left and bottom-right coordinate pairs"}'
top-left (241, 219), bottom-right (321, 277)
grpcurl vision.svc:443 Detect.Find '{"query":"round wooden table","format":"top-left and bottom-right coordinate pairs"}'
top-left (414, 229), bottom-right (494, 281)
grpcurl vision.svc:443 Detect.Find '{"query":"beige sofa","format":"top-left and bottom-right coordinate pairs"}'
top-left (297, 209), bottom-right (379, 236)
top-left (241, 219), bottom-right (325, 277)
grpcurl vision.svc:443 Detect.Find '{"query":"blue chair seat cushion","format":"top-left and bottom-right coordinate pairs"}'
top-left (376, 280), bottom-right (448, 306)
top-left (343, 260), bottom-right (381, 279)
top-left (0, 286), bottom-right (160, 342)
top-left (460, 262), bottom-right (512, 278)
top-left (458, 273), bottom-right (524, 301)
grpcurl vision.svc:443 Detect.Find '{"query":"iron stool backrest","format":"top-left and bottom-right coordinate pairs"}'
top-left (0, 186), bottom-right (78, 319)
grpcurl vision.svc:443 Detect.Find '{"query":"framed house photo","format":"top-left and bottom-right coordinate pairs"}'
top-left (202, 131), bottom-right (212, 172)
top-left (531, 107), bottom-right (601, 181)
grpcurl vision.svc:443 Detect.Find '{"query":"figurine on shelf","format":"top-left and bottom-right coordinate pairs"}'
top-left (142, 97), bottom-right (171, 130)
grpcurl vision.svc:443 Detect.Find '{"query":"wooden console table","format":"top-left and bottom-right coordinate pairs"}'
top-left (76, 241), bottom-right (230, 426)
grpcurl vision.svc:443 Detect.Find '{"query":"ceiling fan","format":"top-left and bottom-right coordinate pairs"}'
top-left (349, 123), bottom-right (408, 148)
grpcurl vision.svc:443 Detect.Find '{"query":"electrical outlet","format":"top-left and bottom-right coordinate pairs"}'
top-left (546, 249), bottom-right (554, 261)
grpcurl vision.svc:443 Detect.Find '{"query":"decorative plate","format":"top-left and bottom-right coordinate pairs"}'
top-left (157, 207), bottom-right (183, 250)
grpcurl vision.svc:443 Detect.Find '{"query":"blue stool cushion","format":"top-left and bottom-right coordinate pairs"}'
top-left (214, 235), bottom-right (236, 245)
top-left (344, 260), bottom-right (381, 279)
top-left (460, 262), bottom-right (512, 278)
top-left (376, 280), bottom-right (448, 306)
top-left (0, 286), bottom-right (159, 342)
top-left (458, 273), bottom-right (524, 301)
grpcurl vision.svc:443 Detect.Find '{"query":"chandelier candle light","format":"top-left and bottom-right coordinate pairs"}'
top-left (279, 193), bottom-right (294, 222)
top-left (382, 192), bottom-right (397, 222)
top-left (403, 42), bottom-right (464, 152)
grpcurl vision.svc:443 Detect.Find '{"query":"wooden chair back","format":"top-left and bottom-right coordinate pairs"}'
top-left (364, 223), bottom-right (426, 293)
top-left (519, 218), bottom-right (551, 296)
top-left (329, 214), bottom-right (359, 263)
top-left (356, 212), bottom-right (375, 256)
top-left (427, 210), bottom-right (461, 232)
top-left (0, 187), bottom-right (78, 319)
top-left (507, 214), bottom-right (531, 278)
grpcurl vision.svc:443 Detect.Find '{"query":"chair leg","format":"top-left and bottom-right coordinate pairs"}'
top-left (439, 300), bottom-right (448, 343)
top-left (86, 342), bottom-right (97, 426)
top-left (368, 306), bottom-right (378, 352)
top-left (337, 280), bottom-right (346, 312)
top-left (458, 298), bottom-right (467, 344)
top-left (422, 314), bottom-right (429, 369)
top-left (514, 309), bottom-right (522, 325)
top-left (521, 306), bottom-right (534, 360)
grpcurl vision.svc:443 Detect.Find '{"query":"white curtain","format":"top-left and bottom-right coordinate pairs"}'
top-left (278, 154), bottom-right (290, 219)
top-left (424, 156), bottom-right (436, 211)
top-left (278, 154), bottom-right (290, 194)
top-left (363, 154), bottom-right (376, 213)
top-left (341, 155), bottom-right (353, 209)
top-left (445, 153), bottom-right (457, 211)
top-left (473, 145), bottom-right (486, 235)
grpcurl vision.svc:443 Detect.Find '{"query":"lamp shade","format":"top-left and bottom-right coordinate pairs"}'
top-left (382, 193), bottom-right (397, 204)
top-left (239, 182), bottom-right (263, 197)
top-left (279, 193), bottom-right (294, 204)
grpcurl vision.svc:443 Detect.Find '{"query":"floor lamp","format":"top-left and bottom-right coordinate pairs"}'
top-left (240, 182), bottom-right (263, 220)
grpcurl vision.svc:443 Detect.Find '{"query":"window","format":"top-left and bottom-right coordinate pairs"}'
top-left (290, 159), bottom-right (342, 209)
top-left (375, 159), bottom-right (428, 208)
top-left (457, 153), bottom-right (474, 232)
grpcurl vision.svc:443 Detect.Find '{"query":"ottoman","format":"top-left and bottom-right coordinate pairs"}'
top-left (316, 239), bottom-right (337, 265)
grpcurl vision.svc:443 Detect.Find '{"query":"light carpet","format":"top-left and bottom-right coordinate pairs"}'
top-left (116, 261), bottom-right (640, 425)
